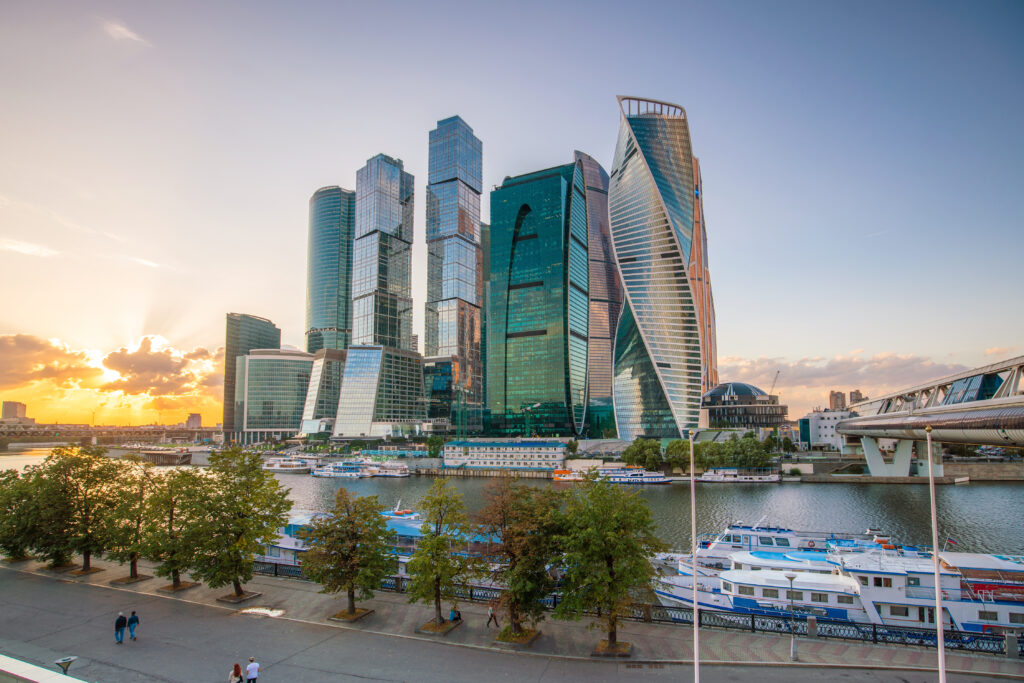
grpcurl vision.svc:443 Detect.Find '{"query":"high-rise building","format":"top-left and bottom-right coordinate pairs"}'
top-left (829, 390), bottom-right (847, 411)
top-left (479, 220), bottom-right (490, 417)
top-left (609, 96), bottom-right (718, 440)
top-left (185, 413), bottom-right (202, 429)
top-left (424, 117), bottom-right (483, 432)
top-left (334, 154), bottom-right (425, 438)
top-left (849, 389), bottom-right (866, 405)
top-left (575, 151), bottom-right (621, 439)
top-left (222, 313), bottom-right (281, 437)
top-left (233, 348), bottom-right (313, 444)
top-left (1, 401), bottom-right (27, 419)
top-left (299, 348), bottom-right (346, 435)
top-left (486, 156), bottom-right (592, 437)
top-left (305, 186), bottom-right (356, 354)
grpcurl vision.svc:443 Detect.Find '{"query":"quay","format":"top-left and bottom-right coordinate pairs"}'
top-left (1, 557), bottom-right (1021, 682)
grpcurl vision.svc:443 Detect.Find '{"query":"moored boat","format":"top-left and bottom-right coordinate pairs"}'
top-left (696, 467), bottom-right (780, 483)
top-left (597, 465), bottom-right (669, 485)
top-left (261, 457), bottom-right (312, 474)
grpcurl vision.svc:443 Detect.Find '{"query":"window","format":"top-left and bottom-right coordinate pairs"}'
top-left (759, 537), bottom-right (774, 546)
top-left (721, 581), bottom-right (732, 592)
top-left (858, 576), bottom-right (869, 586)
top-left (787, 590), bottom-right (803, 601)
top-left (883, 577), bottom-right (892, 587)
top-left (873, 576), bottom-right (892, 587)
top-left (810, 593), bottom-right (828, 603)
top-left (907, 576), bottom-right (920, 587)
top-left (774, 538), bottom-right (790, 547)
top-left (979, 611), bottom-right (998, 621)
top-left (734, 563), bottom-right (743, 571)
top-left (1010, 613), bottom-right (1024, 624)
top-left (890, 605), bottom-right (909, 617)
top-left (837, 595), bottom-right (854, 604)
top-left (762, 588), bottom-right (779, 598)
top-left (738, 585), bottom-right (755, 596)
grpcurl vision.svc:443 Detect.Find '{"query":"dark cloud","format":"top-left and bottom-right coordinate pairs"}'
top-left (0, 334), bottom-right (102, 388)
top-left (102, 337), bottom-right (191, 394)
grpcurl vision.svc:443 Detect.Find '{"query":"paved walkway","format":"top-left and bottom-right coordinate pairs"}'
top-left (1, 556), bottom-right (1022, 682)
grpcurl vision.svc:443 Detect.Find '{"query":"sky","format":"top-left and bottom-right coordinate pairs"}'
top-left (0, 0), bottom-right (1022, 426)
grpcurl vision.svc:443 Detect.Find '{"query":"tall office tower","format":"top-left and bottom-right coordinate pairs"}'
top-left (334, 154), bottom-right (425, 438)
top-left (423, 117), bottom-right (483, 432)
top-left (233, 348), bottom-right (313, 444)
top-left (479, 221), bottom-right (490, 417)
top-left (609, 96), bottom-right (718, 440)
top-left (305, 186), bottom-right (355, 353)
top-left (486, 156), bottom-right (591, 437)
top-left (575, 151), bottom-right (621, 438)
top-left (299, 348), bottom-right (346, 436)
top-left (1, 401), bottom-right (27, 419)
top-left (849, 389), bottom-right (866, 405)
top-left (222, 313), bottom-right (281, 437)
top-left (829, 390), bottom-right (847, 411)
top-left (351, 154), bottom-right (415, 349)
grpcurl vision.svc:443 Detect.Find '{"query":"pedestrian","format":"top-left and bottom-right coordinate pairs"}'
top-left (245, 656), bottom-right (259, 683)
top-left (486, 605), bottom-right (499, 628)
top-left (229, 662), bottom-right (244, 683)
top-left (114, 612), bottom-right (127, 644)
top-left (127, 610), bottom-right (139, 641)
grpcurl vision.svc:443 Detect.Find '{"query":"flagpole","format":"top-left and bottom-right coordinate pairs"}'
top-left (690, 428), bottom-right (699, 683)
top-left (926, 426), bottom-right (947, 683)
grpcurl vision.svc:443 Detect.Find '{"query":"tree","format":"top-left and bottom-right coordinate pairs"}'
top-left (0, 469), bottom-right (35, 560)
top-left (300, 489), bottom-right (395, 615)
top-left (406, 478), bottom-right (479, 626)
top-left (426, 436), bottom-right (444, 459)
top-left (566, 439), bottom-right (579, 457)
top-left (107, 456), bottom-right (156, 579)
top-left (189, 447), bottom-right (292, 597)
top-left (621, 438), bottom-right (661, 470)
top-left (554, 477), bottom-right (665, 648)
top-left (782, 437), bottom-right (796, 453)
top-left (142, 468), bottom-right (205, 589)
top-left (664, 439), bottom-right (691, 472)
top-left (477, 477), bottom-right (563, 636)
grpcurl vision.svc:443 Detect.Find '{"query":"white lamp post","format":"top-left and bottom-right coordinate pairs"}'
top-left (689, 428), bottom-right (699, 682)
top-left (784, 572), bottom-right (798, 661)
top-left (925, 426), bottom-right (947, 683)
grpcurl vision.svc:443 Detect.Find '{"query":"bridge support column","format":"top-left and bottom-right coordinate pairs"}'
top-left (862, 437), bottom-right (913, 477)
top-left (915, 440), bottom-right (943, 477)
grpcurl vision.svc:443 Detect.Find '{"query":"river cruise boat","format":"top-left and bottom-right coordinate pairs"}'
top-left (310, 461), bottom-right (369, 478)
top-left (553, 469), bottom-right (585, 482)
top-left (696, 467), bottom-right (780, 483)
top-left (597, 465), bottom-right (669, 485)
top-left (261, 457), bottom-right (311, 474)
top-left (375, 461), bottom-right (410, 478)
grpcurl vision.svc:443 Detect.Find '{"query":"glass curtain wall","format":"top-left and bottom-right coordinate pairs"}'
top-left (305, 186), bottom-right (355, 353)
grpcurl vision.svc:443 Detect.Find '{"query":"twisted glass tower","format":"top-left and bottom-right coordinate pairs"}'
top-left (305, 186), bottom-right (355, 353)
top-left (609, 96), bottom-right (717, 440)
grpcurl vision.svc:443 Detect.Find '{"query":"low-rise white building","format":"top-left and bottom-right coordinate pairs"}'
top-left (798, 410), bottom-right (852, 451)
top-left (443, 439), bottom-right (566, 471)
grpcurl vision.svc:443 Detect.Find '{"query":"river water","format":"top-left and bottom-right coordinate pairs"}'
top-left (4, 447), bottom-right (1023, 554)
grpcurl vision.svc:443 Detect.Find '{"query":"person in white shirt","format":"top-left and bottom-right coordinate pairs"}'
top-left (245, 657), bottom-right (259, 682)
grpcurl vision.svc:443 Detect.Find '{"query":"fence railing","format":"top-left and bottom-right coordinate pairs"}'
top-left (252, 561), bottom-right (1016, 657)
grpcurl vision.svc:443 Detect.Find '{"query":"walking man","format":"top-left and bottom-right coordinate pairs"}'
top-left (127, 610), bottom-right (139, 641)
top-left (245, 656), bottom-right (260, 683)
top-left (114, 612), bottom-right (127, 644)
top-left (486, 605), bottom-right (499, 628)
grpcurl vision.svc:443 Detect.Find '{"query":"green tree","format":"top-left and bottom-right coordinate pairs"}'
top-left (300, 489), bottom-right (396, 615)
top-left (107, 456), bottom-right (156, 579)
top-left (566, 439), bottom-right (579, 457)
top-left (664, 439), bottom-right (691, 472)
top-left (406, 478), bottom-right (479, 626)
top-left (426, 436), bottom-right (444, 459)
top-left (477, 477), bottom-right (563, 636)
top-left (142, 468), bottom-right (205, 589)
top-left (554, 477), bottom-right (665, 648)
top-left (782, 437), bottom-right (796, 453)
top-left (0, 469), bottom-right (35, 560)
top-left (621, 438), bottom-right (661, 469)
top-left (190, 447), bottom-right (292, 597)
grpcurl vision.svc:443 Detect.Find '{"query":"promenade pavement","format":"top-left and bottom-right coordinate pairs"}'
top-left (1, 556), bottom-right (1022, 682)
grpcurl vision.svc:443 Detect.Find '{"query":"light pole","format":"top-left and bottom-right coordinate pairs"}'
top-left (689, 428), bottom-right (699, 682)
top-left (925, 426), bottom-right (947, 683)
top-left (784, 572), bottom-right (798, 661)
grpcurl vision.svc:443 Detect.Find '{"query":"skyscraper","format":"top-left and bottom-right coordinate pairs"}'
top-left (222, 313), bottom-right (281, 437)
top-left (305, 186), bottom-right (355, 353)
top-left (299, 348), bottom-right (346, 435)
top-left (424, 117), bottom-right (483, 432)
top-left (486, 157), bottom-right (591, 437)
top-left (609, 96), bottom-right (717, 440)
top-left (233, 348), bottom-right (313, 444)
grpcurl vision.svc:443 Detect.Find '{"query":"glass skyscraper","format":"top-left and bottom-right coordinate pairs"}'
top-left (299, 348), bottom-right (346, 435)
top-left (305, 186), bottom-right (355, 354)
top-left (222, 313), bottom-right (280, 437)
top-left (609, 96), bottom-right (718, 440)
top-left (486, 157), bottom-right (591, 436)
top-left (233, 348), bottom-right (313, 444)
top-left (333, 345), bottom-right (426, 438)
top-left (424, 117), bottom-right (483, 432)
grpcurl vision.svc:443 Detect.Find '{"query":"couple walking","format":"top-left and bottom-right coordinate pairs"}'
top-left (229, 657), bottom-right (260, 683)
top-left (113, 611), bottom-right (140, 644)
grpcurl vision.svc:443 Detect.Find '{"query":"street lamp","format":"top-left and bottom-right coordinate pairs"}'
top-left (925, 425), bottom-right (947, 683)
top-left (784, 572), bottom-right (798, 661)
top-left (689, 428), bottom-right (700, 682)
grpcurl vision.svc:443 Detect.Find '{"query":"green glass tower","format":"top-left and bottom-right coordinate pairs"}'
top-left (222, 312), bottom-right (280, 438)
top-left (305, 186), bottom-right (355, 353)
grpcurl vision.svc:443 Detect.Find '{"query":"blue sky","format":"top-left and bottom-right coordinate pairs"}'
top-left (0, 0), bottom-right (1021, 423)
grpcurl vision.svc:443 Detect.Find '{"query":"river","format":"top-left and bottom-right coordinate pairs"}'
top-left (4, 447), bottom-right (1023, 553)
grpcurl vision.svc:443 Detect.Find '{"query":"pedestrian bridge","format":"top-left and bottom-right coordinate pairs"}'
top-left (836, 355), bottom-right (1024, 476)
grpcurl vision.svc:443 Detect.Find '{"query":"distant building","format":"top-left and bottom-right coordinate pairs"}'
top-left (849, 389), bottom-right (867, 405)
top-left (305, 186), bottom-right (356, 354)
top-left (223, 313), bottom-right (281, 437)
top-left (443, 439), bottom-right (566, 471)
top-left (798, 409), bottom-right (852, 451)
top-left (829, 390), bottom-right (847, 411)
top-left (185, 413), bottom-right (202, 429)
top-left (299, 348), bottom-right (346, 435)
top-left (701, 382), bottom-right (788, 430)
top-left (2, 401), bottom-right (27, 419)
top-left (234, 348), bottom-right (313, 444)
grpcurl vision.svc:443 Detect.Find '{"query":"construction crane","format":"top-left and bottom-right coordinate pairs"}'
top-left (769, 370), bottom-right (780, 396)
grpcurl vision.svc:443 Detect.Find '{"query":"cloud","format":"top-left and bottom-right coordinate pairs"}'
top-left (102, 20), bottom-right (149, 45)
top-left (0, 335), bottom-right (103, 388)
top-left (127, 256), bottom-right (161, 268)
top-left (985, 346), bottom-right (1017, 357)
top-left (101, 337), bottom-right (191, 394)
top-left (0, 238), bottom-right (59, 258)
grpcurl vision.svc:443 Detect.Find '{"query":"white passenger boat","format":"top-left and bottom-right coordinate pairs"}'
top-left (311, 462), bottom-right (369, 478)
top-left (696, 467), bottom-right (780, 483)
top-left (261, 457), bottom-right (312, 474)
top-left (598, 465), bottom-right (669, 485)
top-left (375, 461), bottom-right (410, 478)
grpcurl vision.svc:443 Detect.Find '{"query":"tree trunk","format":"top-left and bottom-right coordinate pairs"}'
top-left (434, 577), bottom-right (443, 625)
top-left (129, 553), bottom-right (138, 579)
top-left (233, 577), bottom-right (244, 597)
top-left (82, 549), bottom-right (91, 571)
top-left (347, 588), bottom-right (356, 615)
top-left (608, 617), bottom-right (617, 647)
top-left (510, 603), bottom-right (522, 635)
top-left (171, 568), bottom-right (181, 589)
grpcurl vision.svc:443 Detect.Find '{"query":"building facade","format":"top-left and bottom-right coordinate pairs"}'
top-left (299, 348), bottom-right (346, 435)
top-left (486, 158), bottom-right (591, 437)
top-left (185, 413), bottom-right (202, 429)
top-left (1, 401), bottom-right (26, 419)
top-left (798, 409), bottom-right (853, 451)
top-left (223, 313), bottom-right (281, 437)
top-left (424, 117), bottom-right (484, 432)
top-left (233, 348), bottom-right (313, 444)
top-left (829, 390), bottom-right (847, 411)
top-left (702, 382), bottom-right (788, 430)
top-left (305, 186), bottom-right (355, 353)
top-left (443, 439), bottom-right (566, 471)
top-left (333, 345), bottom-right (426, 438)
top-left (608, 96), bottom-right (717, 440)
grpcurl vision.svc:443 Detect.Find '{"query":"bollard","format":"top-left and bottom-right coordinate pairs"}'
top-left (807, 615), bottom-right (817, 638)
top-left (1006, 634), bottom-right (1019, 659)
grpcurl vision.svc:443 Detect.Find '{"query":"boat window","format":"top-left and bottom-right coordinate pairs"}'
top-left (759, 537), bottom-right (774, 546)
top-left (762, 588), bottom-right (779, 598)
top-left (907, 576), bottom-right (920, 587)
top-left (837, 595), bottom-right (854, 604)
top-left (883, 577), bottom-right (892, 587)
top-left (743, 535), bottom-right (750, 545)
top-left (979, 610), bottom-right (998, 621)
top-left (774, 538), bottom-right (790, 547)
top-left (721, 581), bottom-right (732, 592)
top-left (890, 605), bottom-right (909, 617)
top-left (738, 585), bottom-right (755, 596)
top-left (734, 563), bottom-right (743, 571)
top-left (787, 590), bottom-right (802, 600)
top-left (1010, 613), bottom-right (1024, 624)
top-left (810, 593), bottom-right (828, 603)
top-left (858, 576), bottom-right (868, 586)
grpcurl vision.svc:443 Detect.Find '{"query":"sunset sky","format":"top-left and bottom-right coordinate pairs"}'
top-left (1, 1), bottom-right (1021, 426)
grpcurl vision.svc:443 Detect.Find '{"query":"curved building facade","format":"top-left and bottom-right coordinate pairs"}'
top-left (305, 186), bottom-right (355, 354)
top-left (609, 96), bottom-right (717, 440)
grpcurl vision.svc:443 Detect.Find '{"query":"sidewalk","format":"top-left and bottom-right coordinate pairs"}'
top-left (3, 555), bottom-right (1023, 680)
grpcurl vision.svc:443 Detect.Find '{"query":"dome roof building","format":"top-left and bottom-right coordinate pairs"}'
top-left (701, 382), bottom-right (788, 430)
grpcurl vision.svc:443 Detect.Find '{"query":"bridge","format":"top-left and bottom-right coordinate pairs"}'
top-left (837, 355), bottom-right (1024, 476)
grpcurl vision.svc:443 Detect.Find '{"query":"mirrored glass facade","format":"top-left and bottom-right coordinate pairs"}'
top-left (234, 349), bottom-right (313, 444)
top-left (609, 96), bottom-right (717, 440)
top-left (425, 117), bottom-right (483, 432)
top-left (300, 348), bottom-right (346, 434)
top-left (222, 313), bottom-right (280, 436)
top-left (305, 186), bottom-right (355, 353)
top-left (486, 159), bottom-right (589, 436)
top-left (333, 346), bottom-right (426, 437)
